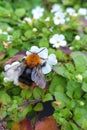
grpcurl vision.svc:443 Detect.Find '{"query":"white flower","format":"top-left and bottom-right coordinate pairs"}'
top-left (53, 12), bottom-right (65, 25)
top-left (76, 74), bottom-right (83, 82)
top-left (0, 29), bottom-right (8, 35)
top-left (2, 32), bottom-right (8, 35)
top-left (7, 26), bottom-right (13, 32)
top-left (45, 17), bottom-right (50, 22)
top-left (0, 29), bottom-right (3, 34)
top-left (75, 35), bottom-right (80, 41)
top-left (49, 27), bottom-right (53, 32)
top-left (78, 8), bottom-right (87, 16)
top-left (23, 17), bottom-right (32, 25)
top-left (65, 17), bottom-right (70, 22)
top-left (26, 46), bottom-right (57, 74)
top-left (51, 4), bottom-right (62, 13)
top-left (66, 7), bottom-right (77, 16)
top-left (7, 35), bottom-right (12, 43)
top-left (4, 61), bottom-right (22, 85)
top-left (49, 34), bottom-right (67, 48)
top-left (32, 28), bottom-right (37, 32)
top-left (31, 6), bottom-right (44, 20)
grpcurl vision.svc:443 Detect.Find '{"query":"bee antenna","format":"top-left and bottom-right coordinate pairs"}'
top-left (28, 50), bottom-right (33, 53)
top-left (28, 48), bottom-right (45, 54)
top-left (37, 48), bottom-right (45, 54)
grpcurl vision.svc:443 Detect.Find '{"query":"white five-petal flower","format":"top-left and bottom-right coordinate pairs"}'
top-left (51, 4), bottom-right (63, 13)
top-left (53, 12), bottom-right (65, 25)
top-left (66, 7), bottom-right (77, 16)
top-left (78, 8), bottom-right (87, 16)
top-left (49, 34), bottom-right (67, 48)
top-left (31, 6), bottom-right (44, 20)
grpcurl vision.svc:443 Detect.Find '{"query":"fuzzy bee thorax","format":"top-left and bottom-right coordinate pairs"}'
top-left (25, 53), bottom-right (41, 68)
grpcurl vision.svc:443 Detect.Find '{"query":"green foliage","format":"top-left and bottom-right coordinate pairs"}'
top-left (70, 51), bottom-right (87, 73)
top-left (0, 0), bottom-right (87, 129)
top-left (15, 8), bottom-right (26, 18)
top-left (34, 102), bottom-right (43, 111)
top-left (42, 93), bottom-right (53, 102)
top-left (0, 91), bottom-right (11, 105)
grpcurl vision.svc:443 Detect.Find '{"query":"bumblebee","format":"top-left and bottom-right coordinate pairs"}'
top-left (4, 49), bottom-right (46, 89)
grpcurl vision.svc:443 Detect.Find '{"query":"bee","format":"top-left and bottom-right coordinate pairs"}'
top-left (4, 49), bottom-right (46, 88)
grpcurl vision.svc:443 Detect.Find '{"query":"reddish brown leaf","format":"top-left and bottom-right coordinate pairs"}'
top-left (11, 119), bottom-right (33, 130)
top-left (4, 51), bottom-right (26, 65)
top-left (0, 121), bottom-right (7, 130)
top-left (0, 100), bottom-right (3, 107)
top-left (35, 116), bottom-right (59, 130)
top-left (0, 52), bottom-right (6, 60)
top-left (60, 47), bottom-right (72, 55)
top-left (78, 18), bottom-right (87, 27)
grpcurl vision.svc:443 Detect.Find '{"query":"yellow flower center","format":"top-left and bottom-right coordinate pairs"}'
top-left (57, 16), bottom-right (60, 20)
top-left (25, 53), bottom-right (41, 68)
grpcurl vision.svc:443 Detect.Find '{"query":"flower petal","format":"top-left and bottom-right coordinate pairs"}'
top-left (49, 37), bottom-right (56, 44)
top-left (30, 46), bottom-right (39, 52)
top-left (38, 48), bottom-right (48, 59)
top-left (42, 63), bottom-right (51, 74)
top-left (26, 46), bottom-right (39, 55)
top-left (48, 54), bottom-right (57, 65)
top-left (26, 51), bottom-right (31, 55)
top-left (59, 40), bottom-right (67, 47)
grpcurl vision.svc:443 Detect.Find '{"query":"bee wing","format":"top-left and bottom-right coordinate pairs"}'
top-left (5, 62), bottom-right (26, 76)
top-left (4, 62), bottom-right (26, 85)
top-left (31, 65), bottom-right (46, 88)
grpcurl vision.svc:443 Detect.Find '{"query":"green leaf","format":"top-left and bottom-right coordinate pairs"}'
top-left (61, 121), bottom-right (79, 130)
top-left (0, 7), bottom-right (11, 17)
top-left (66, 80), bottom-right (82, 99)
top-left (17, 105), bottom-right (32, 121)
top-left (0, 91), bottom-right (11, 105)
top-left (11, 87), bottom-right (21, 95)
top-left (74, 107), bottom-right (87, 129)
top-left (34, 103), bottom-right (43, 111)
top-left (33, 87), bottom-right (44, 99)
top-left (0, 110), bottom-right (7, 118)
top-left (48, 48), bottom-right (56, 54)
top-left (61, 108), bottom-right (72, 119)
top-left (82, 82), bottom-right (87, 92)
top-left (15, 8), bottom-right (26, 18)
top-left (21, 89), bottom-right (32, 99)
top-left (70, 52), bottom-right (87, 73)
top-left (55, 50), bottom-right (68, 61)
top-left (7, 48), bottom-right (18, 57)
top-left (54, 92), bottom-right (70, 107)
top-left (39, 38), bottom-right (49, 48)
top-left (65, 63), bottom-right (75, 73)
top-left (42, 93), bottom-right (53, 102)
top-left (12, 30), bottom-right (21, 39)
top-left (24, 30), bottom-right (34, 39)
top-left (49, 75), bottom-right (66, 94)
top-left (54, 64), bottom-right (72, 79)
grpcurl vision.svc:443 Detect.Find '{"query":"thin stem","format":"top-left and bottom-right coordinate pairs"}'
top-left (19, 98), bottom-right (42, 108)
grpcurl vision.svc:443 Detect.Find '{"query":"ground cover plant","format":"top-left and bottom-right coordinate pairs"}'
top-left (0, 0), bottom-right (87, 129)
